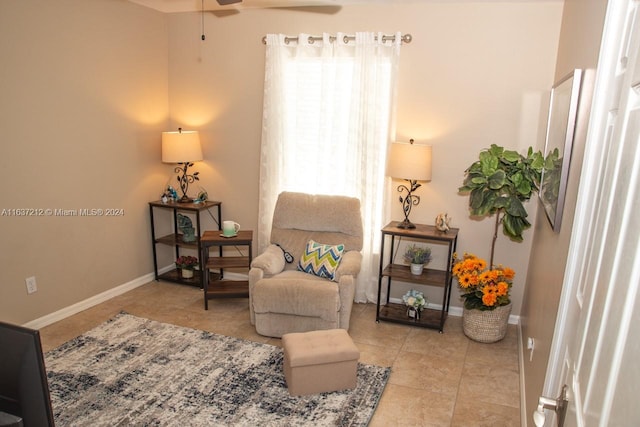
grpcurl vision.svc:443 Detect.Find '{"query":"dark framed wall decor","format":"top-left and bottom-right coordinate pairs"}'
top-left (539, 69), bottom-right (583, 232)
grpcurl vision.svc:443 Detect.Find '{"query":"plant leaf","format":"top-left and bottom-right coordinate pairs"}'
top-left (471, 176), bottom-right (488, 185)
top-left (505, 197), bottom-right (527, 217)
top-left (471, 190), bottom-right (497, 216)
top-left (493, 196), bottom-right (509, 209)
top-left (502, 150), bottom-right (520, 163)
top-left (469, 188), bottom-right (485, 210)
top-left (488, 170), bottom-right (506, 189)
top-left (480, 151), bottom-right (499, 175)
top-left (530, 151), bottom-right (544, 171)
top-left (503, 214), bottom-right (530, 241)
top-left (488, 144), bottom-right (504, 157)
top-left (516, 179), bottom-right (532, 197)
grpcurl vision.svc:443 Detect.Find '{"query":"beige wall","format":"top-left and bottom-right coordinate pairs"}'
top-left (0, 0), bottom-right (169, 324)
top-left (521, 0), bottom-right (608, 421)
top-left (167, 1), bottom-right (562, 310)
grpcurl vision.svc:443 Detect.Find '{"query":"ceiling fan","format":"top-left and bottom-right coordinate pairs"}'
top-left (215, 0), bottom-right (341, 7)
top-left (126, 0), bottom-right (344, 13)
top-left (208, 0), bottom-right (343, 19)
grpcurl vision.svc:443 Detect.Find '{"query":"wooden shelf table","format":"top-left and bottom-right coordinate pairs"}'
top-left (376, 221), bottom-right (459, 332)
top-left (200, 230), bottom-right (253, 310)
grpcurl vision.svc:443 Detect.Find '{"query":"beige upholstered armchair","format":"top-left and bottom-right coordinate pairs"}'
top-left (249, 192), bottom-right (363, 338)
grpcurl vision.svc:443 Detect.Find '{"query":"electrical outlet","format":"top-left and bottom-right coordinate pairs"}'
top-left (25, 276), bottom-right (37, 294)
top-left (527, 337), bottom-right (535, 362)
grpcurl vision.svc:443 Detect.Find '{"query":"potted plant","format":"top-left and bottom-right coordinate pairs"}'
top-left (458, 144), bottom-right (543, 267)
top-left (452, 253), bottom-right (514, 342)
top-left (402, 290), bottom-right (427, 320)
top-left (457, 145), bottom-right (542, 341)
top-left (403, 244), bottom-right (432, 275)
top-left (175, 255), bottom-right (198, 279)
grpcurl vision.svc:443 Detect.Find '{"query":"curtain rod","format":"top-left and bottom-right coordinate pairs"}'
top-left (261, 33), bottom-right (412, 45)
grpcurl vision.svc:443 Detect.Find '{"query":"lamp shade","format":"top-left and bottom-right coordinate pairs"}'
top-left (162, 130), bottom-right (203, 163)
top-left (387, 141), bottom-right (432, 181)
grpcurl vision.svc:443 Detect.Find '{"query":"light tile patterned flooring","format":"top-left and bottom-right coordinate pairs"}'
top-left (40, 281), bottom-right (521, 426)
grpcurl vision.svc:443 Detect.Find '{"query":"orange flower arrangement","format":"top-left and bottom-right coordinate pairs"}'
top-left (452, 253), bottom-right (514, 310)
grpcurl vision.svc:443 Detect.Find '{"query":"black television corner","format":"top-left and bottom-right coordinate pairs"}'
top-left (0, 411), bottom-right (23, 427)
top-left (0, 321), bottom-right (55, 427)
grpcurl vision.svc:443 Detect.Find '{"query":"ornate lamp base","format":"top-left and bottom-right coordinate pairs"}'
top-left (177, 195), bottom-right (194, 203)
top-left (396, 179), bottom-right (421, 229)
top-left (174, 162), bottom-right (199, 204)
top-left (397, 218), bottom-right (416, 229)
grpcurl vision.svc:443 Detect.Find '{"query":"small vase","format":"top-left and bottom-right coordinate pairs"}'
top-left (410, 263), bottom-right (424, 275)
top-left (407, 306), bottom-right (420, 321)
top-left (181, 268), bottom-right (194, 279)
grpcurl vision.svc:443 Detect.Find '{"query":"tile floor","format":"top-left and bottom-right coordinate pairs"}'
top-left (39, 281), bottom-right (521, 426)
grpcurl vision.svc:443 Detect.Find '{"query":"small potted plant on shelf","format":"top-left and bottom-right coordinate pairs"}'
top-left (175, 255), bottom-right (198, 279)
top-left (402, 290), bottom-right (427, 320)
top-left (403, 244), bottom-right (432, 275)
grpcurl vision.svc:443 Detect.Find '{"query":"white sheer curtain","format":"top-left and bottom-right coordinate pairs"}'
top-left (258, 32), bottom-right (402, 302)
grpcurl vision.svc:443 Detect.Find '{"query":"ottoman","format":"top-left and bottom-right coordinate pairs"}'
top-left (282, 329), bottom-right (360, 396)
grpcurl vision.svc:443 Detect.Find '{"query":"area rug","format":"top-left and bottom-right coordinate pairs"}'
top-left (45, 312), bottom-right (390, 426)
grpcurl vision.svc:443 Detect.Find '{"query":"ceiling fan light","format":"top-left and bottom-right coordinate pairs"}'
top-left (217, 0), bottom-right (242, 5)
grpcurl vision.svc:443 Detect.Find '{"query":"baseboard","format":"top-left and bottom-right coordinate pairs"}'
top-left (22, 266), bottom-right (173, 330)
top-left (518, 320), bottom-right (527, 427)
top-left (387, 297), bottom-right (520, 324)
top-left (27, 274), bottom-right (521, 329)
top-left (23, 265), bottom-right (249, 330)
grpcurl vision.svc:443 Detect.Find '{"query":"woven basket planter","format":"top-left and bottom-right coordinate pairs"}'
top-left (462, 303), bottom-right (512, 343)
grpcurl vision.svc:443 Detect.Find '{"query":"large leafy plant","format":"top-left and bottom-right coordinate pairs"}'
top-left (459, 144), bottom-right (544, 267)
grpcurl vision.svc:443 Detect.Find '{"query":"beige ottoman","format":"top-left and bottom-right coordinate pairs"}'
top-left (282, 329), bottom-right (360, 396)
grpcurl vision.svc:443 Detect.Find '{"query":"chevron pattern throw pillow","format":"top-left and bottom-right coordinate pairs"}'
top-left (297, 240), bottom-right (345, 281)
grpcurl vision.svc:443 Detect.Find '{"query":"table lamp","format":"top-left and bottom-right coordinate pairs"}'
top-left (162, 128), bottom-right (203, 203)
top-left (387, 139), bottom-right (432, 229)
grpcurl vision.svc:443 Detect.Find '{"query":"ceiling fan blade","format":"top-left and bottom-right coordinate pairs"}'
top-left (267, 5), bottom-right (341, 14)
top-left (216, 0), bottom-right (340, 10)
top-left (211, 9), bottom-right (241, 17)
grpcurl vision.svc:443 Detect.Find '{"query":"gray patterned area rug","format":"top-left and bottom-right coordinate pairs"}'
top-left (45, 312), bottom-right (390, 426)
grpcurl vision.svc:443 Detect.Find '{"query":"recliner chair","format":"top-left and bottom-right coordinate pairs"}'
top-left (248, 192), bottom-right (363, 337)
